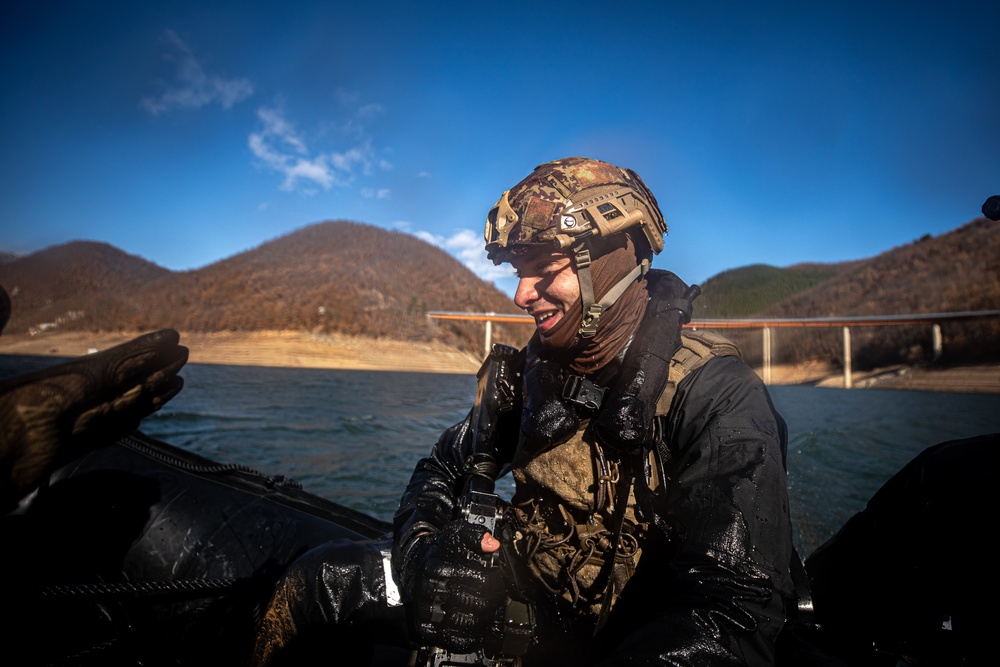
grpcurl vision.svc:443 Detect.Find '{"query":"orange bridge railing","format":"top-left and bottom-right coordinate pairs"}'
top-left (427, 310), bottom-right (1000, 388)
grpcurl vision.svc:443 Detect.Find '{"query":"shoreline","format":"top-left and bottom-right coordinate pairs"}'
top-left (1, 330), bottom-right (997, 393)
top-left (760, 361), bottom-right (1000, 394)
top-left (0, 330), bottom-right (484, 375)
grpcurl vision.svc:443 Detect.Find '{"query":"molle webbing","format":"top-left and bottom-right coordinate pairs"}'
top-left (654, 331), bottom-right (742, 416)
top-left (509, 432), bottom-right (643, 627)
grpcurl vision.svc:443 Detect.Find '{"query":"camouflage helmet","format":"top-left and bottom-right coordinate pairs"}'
top-left (484, 157), bottom-right (667, 265)
top-left (485, 157), bottom-right (668, 338)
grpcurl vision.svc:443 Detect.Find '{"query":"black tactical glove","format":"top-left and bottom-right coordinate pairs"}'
top-left (396, 519), bottom-right (508, 654)
top-left (1, 329), bottom-right (188, 511)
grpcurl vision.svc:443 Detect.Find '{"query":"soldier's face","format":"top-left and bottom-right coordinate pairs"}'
top-left (511, 249), bottom-right (580, 340)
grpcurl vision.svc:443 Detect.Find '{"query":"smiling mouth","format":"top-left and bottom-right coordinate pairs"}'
top-left (532, 311), bottom-right (560, 333)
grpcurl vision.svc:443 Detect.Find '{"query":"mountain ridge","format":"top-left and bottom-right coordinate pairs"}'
top-left (0, 221), bottom-right (527, 355)
top-left (2, 216), bottom-right (998, 366)
top-left (694, 217), bottom-right (1000, 368)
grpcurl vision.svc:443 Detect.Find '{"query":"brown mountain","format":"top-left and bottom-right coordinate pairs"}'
top-left (0, 221), bottom-right (528, 355)
top-left (0, 241), bottom-right (172, 334)
top-left (760, 217), bottom-right (1000, 317)
top-left (699, 217), bottom-right (1000, 368)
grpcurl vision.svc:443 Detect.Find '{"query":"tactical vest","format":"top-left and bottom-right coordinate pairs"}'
top-left (508, 330), bottom-right (741, 629)
top-left (656, 330), bottom-right (742, 416)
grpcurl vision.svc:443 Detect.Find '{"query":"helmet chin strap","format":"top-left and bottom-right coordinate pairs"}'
top-left (572, 240), bottom-right (651, 338)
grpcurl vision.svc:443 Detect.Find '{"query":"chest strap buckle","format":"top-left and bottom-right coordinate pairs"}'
top-left (562, 375), bottom-right (606, 411)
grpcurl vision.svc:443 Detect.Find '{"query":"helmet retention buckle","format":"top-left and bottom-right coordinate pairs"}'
top-left (573, 239), bottom-right (651, 338)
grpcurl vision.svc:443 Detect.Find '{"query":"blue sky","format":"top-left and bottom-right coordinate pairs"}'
top-left (2, 1), bottom-right (998, 298)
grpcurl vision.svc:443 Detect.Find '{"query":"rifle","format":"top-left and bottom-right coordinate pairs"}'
top-left (419, 344), bottom-right (535, 667)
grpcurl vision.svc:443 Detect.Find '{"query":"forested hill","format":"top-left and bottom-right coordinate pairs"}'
top-left (695, 216), bottom-right (999, 319)
top-left (694, 216), bottom-right (1000, 366)
top-left (0, 221), bottom-right (527, 355)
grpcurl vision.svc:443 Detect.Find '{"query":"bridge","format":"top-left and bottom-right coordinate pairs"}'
top-left (427, 310), bottom-right (1000, 388)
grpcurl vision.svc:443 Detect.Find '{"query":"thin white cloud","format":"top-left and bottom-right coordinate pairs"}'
top-left (249, 106), bottom-right (379, 192)
top-left (330, 146), bottom-right (369, 173)
top-left (361, 187), bottom-right (391, 199)
top-left (333, 87), bottom-right (360, 107)
top-left (256, 107), bottom-right (306, 153)
top-left (412, 230), bottom-right (438, 244)
top-left (413, 228), bottom-right (511, 284)
top-left (250, 88), bottom-right (392, 194)
top-left (140, 30), bottom-right (253, 115)
top-left (357, 102), bottom-right (385, 118)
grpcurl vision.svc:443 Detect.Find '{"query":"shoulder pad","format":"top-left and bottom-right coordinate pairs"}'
top-left (654, 331), bottom-right (742, 416)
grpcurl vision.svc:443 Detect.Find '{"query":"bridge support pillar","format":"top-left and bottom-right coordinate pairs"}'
top-left (762, 327), bottom-right (772, 385)
top-left (843, 326), bottom-right (853, 389)
top-left (484, 314), bottom-right (494, 358)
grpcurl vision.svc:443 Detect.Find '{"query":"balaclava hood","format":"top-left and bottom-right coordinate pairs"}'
top-left (534, 233), bottom-right (648, 374)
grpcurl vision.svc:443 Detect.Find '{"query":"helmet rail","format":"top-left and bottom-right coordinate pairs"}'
top-left (484, 157), bottom-right (668, 338)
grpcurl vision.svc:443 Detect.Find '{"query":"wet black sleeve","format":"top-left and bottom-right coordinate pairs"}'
top-left (391, 365), bottom-right (523, 570)
top-left (602, 355), bottom-right (795, 666)
top-left (391, 414), bottom-right (474, 563)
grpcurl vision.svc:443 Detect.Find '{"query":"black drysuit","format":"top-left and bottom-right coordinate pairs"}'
top-left (393, 302), bottom-right (797, 665)
top-left (254, 276), bottom-right (797, 667)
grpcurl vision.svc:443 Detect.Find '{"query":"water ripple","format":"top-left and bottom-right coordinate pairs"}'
top-left (3, 356), bottom-right (999, 559)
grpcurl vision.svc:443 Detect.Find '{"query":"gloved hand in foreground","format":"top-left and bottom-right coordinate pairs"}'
top-left (0, 329), bottom-right (188, 511)
top-left (396, 519), bottom-right (507, 654)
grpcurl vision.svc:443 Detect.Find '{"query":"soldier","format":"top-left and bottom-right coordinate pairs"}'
top-left (254, 157), bottom-right (797, 666)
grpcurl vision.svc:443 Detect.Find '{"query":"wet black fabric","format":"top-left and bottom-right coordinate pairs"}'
top-left (396, 521), bottom-right (508, 654)
top-left (0, 329), bottom-right (188, 512)
top-left (802, 433), bottom-right (999, 666)
top-left (251, 538), bottom-right (410, 666)
top-left (393, 292), bottom-right (796, 665)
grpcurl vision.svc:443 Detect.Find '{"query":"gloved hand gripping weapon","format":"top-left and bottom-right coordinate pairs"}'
top-left (420, 343), bottom-right (535, 667)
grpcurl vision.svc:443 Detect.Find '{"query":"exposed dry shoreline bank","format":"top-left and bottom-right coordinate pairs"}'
top-left (2, 330), bottom-right (997, 393)
top-left (0, 330), bottom-right (484, 375)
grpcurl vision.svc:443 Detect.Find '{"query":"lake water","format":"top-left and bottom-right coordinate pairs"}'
top-left (3, 356), bottom-right (999, 558)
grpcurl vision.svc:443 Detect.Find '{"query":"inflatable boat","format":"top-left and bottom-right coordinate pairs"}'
top-left (2, 429), bottom-right (392, 666)
top-left (5, 428), bottom-right (997, 667)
